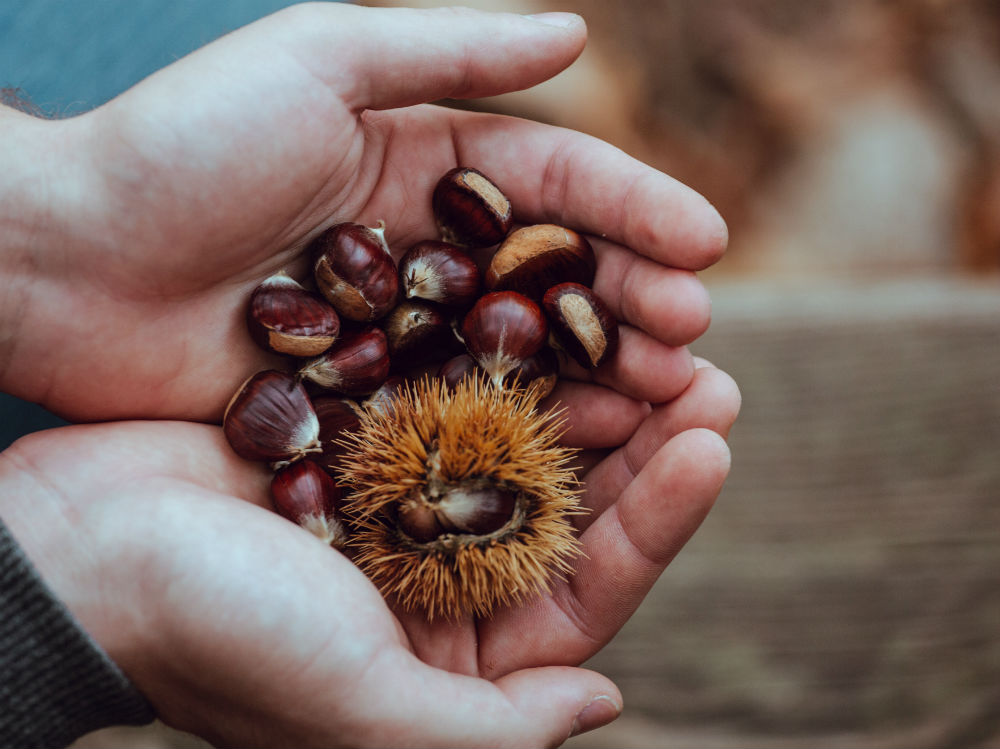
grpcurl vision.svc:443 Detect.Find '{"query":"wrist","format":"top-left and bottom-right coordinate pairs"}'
top-left (0, 428), bottom-right (153, 673)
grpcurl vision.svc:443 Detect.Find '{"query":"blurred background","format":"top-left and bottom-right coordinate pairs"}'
top-left (2, 1), bottom-right (998, 747)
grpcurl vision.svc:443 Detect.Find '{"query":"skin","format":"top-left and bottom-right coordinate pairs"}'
top-left (0, 5), bottom-right (740, 747)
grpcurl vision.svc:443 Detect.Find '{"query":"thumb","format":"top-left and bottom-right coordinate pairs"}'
top-left (254, 3), bottom-right (588, 111)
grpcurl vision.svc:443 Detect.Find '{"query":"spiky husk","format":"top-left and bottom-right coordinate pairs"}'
top-left (336, 376), bottom-right (583, 619)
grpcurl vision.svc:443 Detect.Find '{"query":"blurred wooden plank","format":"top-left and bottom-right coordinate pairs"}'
top-left (582, 277), bottom-right (1000, 746)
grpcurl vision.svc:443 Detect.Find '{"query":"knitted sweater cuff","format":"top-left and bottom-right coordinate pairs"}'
top-left (0, 520), bottom-right (155, 749)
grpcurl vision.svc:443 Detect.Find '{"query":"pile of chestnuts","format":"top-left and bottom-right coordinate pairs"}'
top-left (222, 166), bottom-right (619, 611)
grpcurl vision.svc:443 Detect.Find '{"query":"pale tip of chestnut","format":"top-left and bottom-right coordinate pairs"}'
top-left (542, 282), bottom-right (619, 369)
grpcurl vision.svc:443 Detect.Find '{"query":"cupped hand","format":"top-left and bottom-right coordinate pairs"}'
top-left (0, 356), bottom-right (738, 747)
top-left (1, 3), bottom-right (725, 424)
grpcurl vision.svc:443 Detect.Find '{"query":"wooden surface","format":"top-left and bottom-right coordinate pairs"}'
top-left (572, 276), bottom-right (1000, 748)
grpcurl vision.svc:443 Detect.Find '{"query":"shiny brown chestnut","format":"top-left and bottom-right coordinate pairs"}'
top-left (223, 370), bottom-right (321, 464)
top-left (361, 376), bottom-right (407, 418)
top-left (437, 353), bottom-right (480, 391)
top-left (485, 224), bottom-right (596, 301)
top-left (312, 221), bottom-right (399, 322)
top-left (460, 291), bottom-right (548, 386)
top-left (503, 345), bottom-right (559, 398)
top-left (398, 241), bottom-right (481, 308)
top-left (246, 272), bottom-right (340, 357)
top-left (298, 326), bottom-right (390, 396)
top-left (381, 300), bottom-right (459, 370)
top-left (271, 460), bottom-right (347, 547)
top-left (310, 395), bottom-right (363, 475)
top-left (543, 282), bottom-right (619, 369)
top-left (432, 167), bottom-right (512, 248)
top-left (396, 482), bottom-right (518, 544)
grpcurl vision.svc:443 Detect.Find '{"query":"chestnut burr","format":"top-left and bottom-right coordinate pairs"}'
top-left (543, 282), bottom-right (619, 368)
top-left (485, 224), bottom-right (596, 301)
top-left (246, 272), bottom-right (340, 357)
top-left (312, 221), bottom-right (399, 322)
top-left (432, 167), bottom-right (512, 248)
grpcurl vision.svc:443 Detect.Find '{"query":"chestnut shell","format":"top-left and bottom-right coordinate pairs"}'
top-left (432, 167), bottom-right (512, 248)
top-left (485, 224), bottom-right (596, 301)
top-left (312, 222), bottom-right (399, 322)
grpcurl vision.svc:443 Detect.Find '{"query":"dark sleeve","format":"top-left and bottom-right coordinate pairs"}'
top-left (0, 520), bottom-right (155, 749)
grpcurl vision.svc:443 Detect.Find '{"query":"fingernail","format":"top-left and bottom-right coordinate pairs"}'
top-left (524, 12), bottom-right (581, 29)
top-left (570, 695), bottom-right (621, 737)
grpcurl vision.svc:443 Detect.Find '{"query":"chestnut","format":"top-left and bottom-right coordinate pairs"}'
top-left (437, 353), bottom-right (480, 391)
top-left (543, 282), bottom-right (619, 369)
top-left (362, 376), bottom-right (407, 418)
top-left (398, 240), bottom-right (481, 309)
top-left (432, 166), bottom-right (512, 248)
top-left (298, 326), bottom-right (391, 396)
top-left (485, 224), bottom-right (596, 301)
top-left (312, 221), bottom-right (399, 322)
top-left (381, 299), bottom-right (460, 370)
top-left (397, 482), bottom-right (518, 544)
top-left (460, 291), bottom-right (548, 386)
top-left (246, 271), bottom-right (340, 357)
top-left (310, 395), bottom-right (363, 475)
top-left (503, 345), bottom-right (559, 398)
top-left (271, 459), bottom-right (347, 547)
top-left (223, 370), bottom-right (321, 465)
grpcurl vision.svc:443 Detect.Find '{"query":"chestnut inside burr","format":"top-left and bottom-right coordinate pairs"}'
top-left (396, 481), bottom-right (525, 548)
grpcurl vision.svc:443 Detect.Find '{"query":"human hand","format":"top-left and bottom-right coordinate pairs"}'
top-left (0, 368), bottom-right (736, 748)
top-left (0, 3), bottom-right (725, 424)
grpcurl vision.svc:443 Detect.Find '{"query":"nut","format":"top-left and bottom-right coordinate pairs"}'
top-left (246, 271), bottom-right (341, 357)
top-left (398, 240), bottom-right (481, 308)
top-left (312, 221), bottom-right (399, 322)
top-left (485, 224), bottom-right (596, 301)
top-left (503, 345), bottom-right (559, 398)
top-left (460, 291), bottom-right (548, 387)
top-left (271, 459), bottom-right (347, 547)
top-left (223, 370), bottom-right (321, 465)
top-left (432, 166), bottom-right (512, 248)
top-left (396, 480), bottom-right (519, 544)
top-left (310, 395), bottom-right (363, 475)
top-left (380, 299), bottom-right (460, 370)
top-left (298, 326), bottom-right (390, 396)
top-left (437, 353), bottom-right (480, 391)
top-left (542, 282), bottom-right (619, 369)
